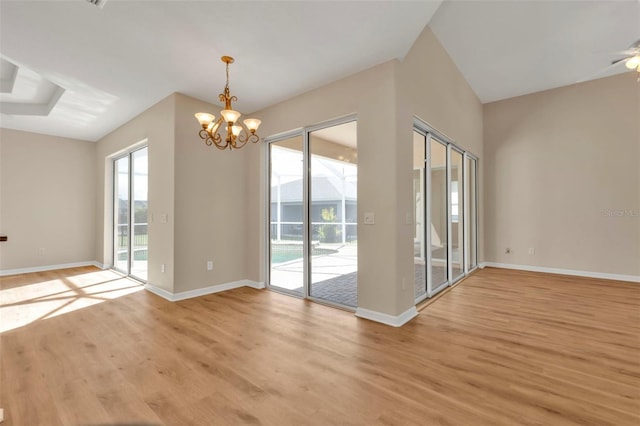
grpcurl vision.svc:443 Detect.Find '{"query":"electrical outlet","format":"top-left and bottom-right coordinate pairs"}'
top-left (207, 261), bottom-right (213, 271)
top-left (528, 247), bottom-right (535, 255)
top-left (161, 264), bottom-right (165, 273)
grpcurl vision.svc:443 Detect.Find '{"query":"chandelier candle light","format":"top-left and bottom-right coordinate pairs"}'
top-left (195, 56), bottom-right (261, 150)
top-left (626, 55), bottom-right (640, 71)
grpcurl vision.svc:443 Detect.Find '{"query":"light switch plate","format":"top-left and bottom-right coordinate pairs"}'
top-left (364, 212), bottom-right (375, 225)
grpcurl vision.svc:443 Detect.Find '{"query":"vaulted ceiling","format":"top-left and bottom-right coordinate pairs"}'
top-left (0, 0), bottom-right (637, 142)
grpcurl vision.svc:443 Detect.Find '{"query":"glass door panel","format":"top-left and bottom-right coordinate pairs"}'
top-left (309, 121), bottom-right (358, 308)
top-left (114, 156), bottom-right (130, 273)
top-left (131, 147), bottom-right (148, 281)
top-left (450, 148), bottom-right (464, 282)
top-left (413, 131), bottom-right (427, 301)
top-left (269, 136), bottom-right (305, 296)
top-left (430, 139), bottom-right (448, 294)
top-left (465, 156), bottom-right (478, 271)
top-left (413, 124), bottom-right (479, 302)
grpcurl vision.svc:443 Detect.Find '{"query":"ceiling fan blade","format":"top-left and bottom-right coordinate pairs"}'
top-left (628, 39), bottom-right (640, 49)
top-left (612, 49), bottom-right (637, 56)
top-left (577, 60), bottom-right (628, 84)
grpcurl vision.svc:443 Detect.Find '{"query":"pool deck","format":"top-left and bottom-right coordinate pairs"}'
top-left (269, 243), bottom-right (437, 307)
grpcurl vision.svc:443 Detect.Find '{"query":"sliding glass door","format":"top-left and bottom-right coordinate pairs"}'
top-left (269, 136), bottom-right (305, 297)
top-left (131, 148), bottom-right (148, 280)
top-left (114, 156), bottom-right (130, 273)
top-left (413, 122), bottom-right (478, 301)
top-left (268, 118), bottom-right (358, 309)
top-left (450, 147), bottom-right (465, 283)
top-left (113, 146), bottom-right (148, 281)
top-left (413, 131), bottom-right (427, 300)
top-left (309, 122), bottom-right (358, 308)
top-left (465, 155), bottom-right (478, 272)
top-left (431, 138), bottom-right (449, 294)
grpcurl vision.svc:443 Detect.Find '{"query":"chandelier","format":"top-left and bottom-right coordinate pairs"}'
top-left (194, 56), bottom-right (261, 150)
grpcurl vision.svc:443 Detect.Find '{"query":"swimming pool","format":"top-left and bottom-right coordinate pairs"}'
top-left (271, 243), bottom-right (337, 264)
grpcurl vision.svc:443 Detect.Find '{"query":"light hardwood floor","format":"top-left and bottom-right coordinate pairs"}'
top-left (1, 266), bottom-right (638, 425)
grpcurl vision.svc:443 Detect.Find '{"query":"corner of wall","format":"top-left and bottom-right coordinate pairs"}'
top-left (95, 93), bottom-right (178, 293)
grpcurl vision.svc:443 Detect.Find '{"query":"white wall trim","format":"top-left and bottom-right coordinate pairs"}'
top-left (481, 262), bottom-right (639, 283)
top-left (145, 279), bottom-right (264, 302)
top-left (144, 283), bottom-right (176, 301)
top-left (245, 281), bottom-right (266, 290)
top-left (355, 306), bottom-right (419, 327)
top-left (0, 261), bottom-right (105, 277)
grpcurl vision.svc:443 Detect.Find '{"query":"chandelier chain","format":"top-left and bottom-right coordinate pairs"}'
top-left (225, 61), bottom-right (230, 92)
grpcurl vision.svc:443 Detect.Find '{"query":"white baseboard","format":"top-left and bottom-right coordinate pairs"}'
top-left (0, 261), bottom-right (104, 277)
top-left (245, 281), bottom-right (266, 290)
top-left (144, 283), bottom-right (176, 300)
top-left (145, 279), bottom-right (264, 302)
top-left (355, 306), bottom-right (418, 327)
top-left (481, 262), bottom-right (639, 283)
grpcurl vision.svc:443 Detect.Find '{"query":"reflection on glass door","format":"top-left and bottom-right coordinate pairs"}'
top-left (114, 156), bottom-right (129, 273)
top-left (113, 146), bottom-right (148, 281)
top-left (450, 148), bottom-right (464, 282)
top-left (430, 139), bottom-right (449, 294)
top-left (309, 122), bottom-right (358, 308)
top-left (269, 136), bottom-right (305, 296)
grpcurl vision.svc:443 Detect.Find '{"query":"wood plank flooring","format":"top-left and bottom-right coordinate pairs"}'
top-left (1, 266), bottom-right (638, 425)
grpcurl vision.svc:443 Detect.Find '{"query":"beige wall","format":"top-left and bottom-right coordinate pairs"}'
top-left (249, 61), bottom-right (404, 315)
top-left (0, 129), bottom-right (96, 271)
top-left (400, 27), bottom-right (483, 157)
top-left (393, 26), bottom-right (484, 310)
top-left (95, 95), bottom-right (176, 292)
top-left (94, 92), bottom-right (254, 294)
top-left (484, 73), bottom-right (640, 277)
top-left (399, 26), bottom-right (485, 274)
top-left (0, 25), bottom-right (486, 312)
top-left (247, 24), bottom-right (484, 317)
top-left (173, 93), bottom-right (253, 292)
top-left (4, 21), bottom-right (631, 313)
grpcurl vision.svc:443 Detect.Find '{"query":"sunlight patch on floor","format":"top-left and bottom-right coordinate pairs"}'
top-left (0, 269), bottom-right (143, 333)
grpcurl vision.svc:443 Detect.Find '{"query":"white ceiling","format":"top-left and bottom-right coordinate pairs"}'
top-left (429, 0), bottom-right (640, 104)
top-left (0, 0), bottom-right (637, 142)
